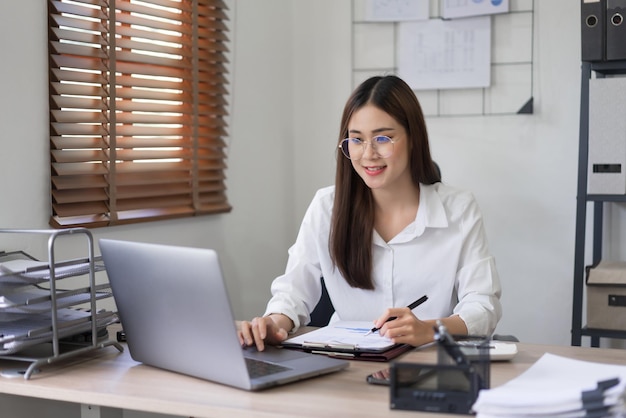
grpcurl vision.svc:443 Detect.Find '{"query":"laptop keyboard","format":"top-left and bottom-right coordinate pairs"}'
top-left (245, 357), bottom-right (290, 378)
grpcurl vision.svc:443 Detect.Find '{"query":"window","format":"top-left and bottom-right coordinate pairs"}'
top-left (48, 0), bottom-right (231, 228)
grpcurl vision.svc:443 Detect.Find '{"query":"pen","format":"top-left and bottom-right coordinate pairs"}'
top-left (365, 294), bottom-right (428, 336)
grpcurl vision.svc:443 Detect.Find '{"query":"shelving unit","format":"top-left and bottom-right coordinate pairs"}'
top-left (571, 60), bottom-right (626, 347)
top-left (0, 228), bottom-right (123, 378)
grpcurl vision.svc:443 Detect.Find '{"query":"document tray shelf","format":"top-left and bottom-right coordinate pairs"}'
top-left (0, 228), bottom-right (123, 378)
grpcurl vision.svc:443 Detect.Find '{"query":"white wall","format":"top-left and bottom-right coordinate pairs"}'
top-left (289, 0), bottom-right (592, 347)
top-left (0, 0), bottom-right (295, 325)
top-left (0, 0), bottom-right (616, 369)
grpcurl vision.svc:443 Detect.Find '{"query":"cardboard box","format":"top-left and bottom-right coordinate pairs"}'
top-left (586, 260), bottom-right (626, 330)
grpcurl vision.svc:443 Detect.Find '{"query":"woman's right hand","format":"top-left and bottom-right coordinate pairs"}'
top-left (238, 314), bottom-right (291, 351)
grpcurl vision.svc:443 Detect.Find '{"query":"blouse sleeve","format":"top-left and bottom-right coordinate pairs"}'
top-left (263, 187), bottom-right (334, 331)
top-left (453, 194), bottom-right (502, 336)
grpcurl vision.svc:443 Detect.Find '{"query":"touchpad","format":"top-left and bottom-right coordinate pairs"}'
top-left (244, 346), bottom-right (310, 362)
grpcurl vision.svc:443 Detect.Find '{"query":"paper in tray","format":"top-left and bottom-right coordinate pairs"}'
top-left (0, 286), bottom-right (112, 313)
top-left (0, 258), bottom-right (106, 284)
top-left (0, 308), bottom-right (118, 355)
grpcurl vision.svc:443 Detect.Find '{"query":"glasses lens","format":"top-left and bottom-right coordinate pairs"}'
top-left (339, 136), bottom-right (394, 160)
top-left (373, 136), bottom-right (393, 158)
top-left (340, 138), bottom-right (359, 159)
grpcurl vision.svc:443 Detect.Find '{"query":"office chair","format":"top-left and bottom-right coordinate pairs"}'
top-left (308, 277), bottom-right (335, 327)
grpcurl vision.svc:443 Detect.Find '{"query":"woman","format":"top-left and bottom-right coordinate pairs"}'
top-left (239, 75), bottom-right (501, 351)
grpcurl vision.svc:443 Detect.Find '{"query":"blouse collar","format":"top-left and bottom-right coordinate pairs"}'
top-left (374, 183), bottom-right (449, 245)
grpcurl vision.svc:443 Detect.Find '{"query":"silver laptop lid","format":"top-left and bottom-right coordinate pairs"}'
top-left (99, 239), bottom-right (348, 391)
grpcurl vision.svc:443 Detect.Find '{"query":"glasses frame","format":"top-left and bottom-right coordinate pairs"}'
top-left (338, 135), bottom-right (400, 161)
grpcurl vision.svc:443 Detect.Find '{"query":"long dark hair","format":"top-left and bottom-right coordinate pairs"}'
top-left (330, 75), bottom-right (440, 290)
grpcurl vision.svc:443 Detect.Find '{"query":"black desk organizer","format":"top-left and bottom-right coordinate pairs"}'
top-left (390, 326), bottom-right (490, 415)
top-left (0, 228), bottom-right (123, 379)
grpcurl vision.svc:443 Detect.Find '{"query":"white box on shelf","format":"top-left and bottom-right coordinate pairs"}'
top-left (586, 260), bottom-right (626, 330)
top-left (587, 77), bottom-right (626, 195)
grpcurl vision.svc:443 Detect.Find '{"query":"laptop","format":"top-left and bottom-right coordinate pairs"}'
top-left (99, 239), bottom-right (348, 391)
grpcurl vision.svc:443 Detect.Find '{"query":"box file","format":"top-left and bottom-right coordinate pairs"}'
top-left (607, 0), bottom-right (626, 60)
top-left (587, 261), bottom-right (626, 330)
top-left (582, 0), bottom-right (606, 62)
top-left (587, 77), bottom-right (626, 194)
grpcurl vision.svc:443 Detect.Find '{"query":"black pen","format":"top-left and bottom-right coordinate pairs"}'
top-left (365, 295), bottom-right (428, 336)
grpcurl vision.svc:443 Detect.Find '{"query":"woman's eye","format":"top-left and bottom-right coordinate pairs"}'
top-left (350, 138), bottom-right (363, 144)
top-left (374, 136), bottom-right (391, 144)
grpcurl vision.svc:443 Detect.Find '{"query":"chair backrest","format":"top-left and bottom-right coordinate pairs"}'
top-left (307, 278), bottom-right (334, 327)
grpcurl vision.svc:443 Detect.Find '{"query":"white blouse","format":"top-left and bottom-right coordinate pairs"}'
top-left (264, 182), bottom-right (502, 336)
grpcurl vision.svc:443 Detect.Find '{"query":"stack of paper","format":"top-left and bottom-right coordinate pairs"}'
top-left (472, 353), bottom-right (626, 417)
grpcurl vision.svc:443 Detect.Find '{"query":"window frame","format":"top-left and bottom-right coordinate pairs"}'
top-left (47, 0), bottom-right (231, 229)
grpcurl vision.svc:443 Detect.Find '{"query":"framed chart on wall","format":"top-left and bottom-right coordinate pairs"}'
top-left (351, 0), bottom-right (534, 117)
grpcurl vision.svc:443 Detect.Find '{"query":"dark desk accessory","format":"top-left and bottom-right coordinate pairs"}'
top-left (389, 321), bottom-right (490, 415)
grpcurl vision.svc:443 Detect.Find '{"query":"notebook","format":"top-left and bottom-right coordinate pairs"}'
top-left (282, 321), bottom-right (414, 361)
top-left (99, 239), bottom-right (348, 391)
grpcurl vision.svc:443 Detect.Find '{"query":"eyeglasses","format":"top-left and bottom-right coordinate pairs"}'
top-left (338, 136), bottom-right (400, 160)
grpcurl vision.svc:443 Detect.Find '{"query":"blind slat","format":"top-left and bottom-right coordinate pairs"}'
top-left (52, 95), bottom-right (108, 111)
top-left (114, 149), bottom-right (191, 161)
top-left (52, 201), bottom-right (109, 217)
top-left (115, 86), bottom-right (185, 102)
top-left (51, 149), bottom-right (107, 163)
top-left (51, 54), bottom-right (108, 72)
top-left (51, 28), bottom-right (106, 46)
top-left (113, 161), bottom-right (193, 173)
top-left (52, 188), bottom-right (108, 204)
top-left (115, 100), bottom-right (184, 114)
top-left (116, 0), bottom-right (190, 24)
top-left (52, 123), bottom-right (109, 136)
top-left (115, 50), bottom-right (188, 70)
top-left (115, 171), bottom-right (194, 185)
top-left (51, 174), bottom-right (107, 190)
top-left (117, 184), bottom-right (192, 199)
top-left (115, 37), bottom-right (187, 60)
top-left (50, 0), bottom-right (107, 19)
top-left (116, 196), bottom-right (193, 211)
top-left (115, 74), bottom-right (181, 89)
top-left (50, 41), bottom-right (107, 59)
top-left (51, 110), bottom-right (107, 124)
top-left (51, 14), bottom-right (107, 33)
top-left (51, 82), bottom-right (106, 98)
top-left (115, 24), bottom-right (182, 45)
top-left (52, 162), bottom-right (108, 176)
top-left (51, 68), bottom-right (107, 84)
top-left (115, 12), bottom-right (191, 36)
top-left (51, 136), bottom-right (107, 150)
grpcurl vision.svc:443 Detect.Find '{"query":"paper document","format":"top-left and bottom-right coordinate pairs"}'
top-left (364, 0), bottom-right (429, 22)
top-left (472, 353), bottom-right (626, 417)
top-left (442, 0), bottom-right (509, 19)
top-left (283, 321), bottom-right (396, 351)
top-left (398, 17), bottom-right (491, 90)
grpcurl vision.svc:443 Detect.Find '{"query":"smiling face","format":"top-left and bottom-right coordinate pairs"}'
top-left (346, 104), bottom-right (413, 194)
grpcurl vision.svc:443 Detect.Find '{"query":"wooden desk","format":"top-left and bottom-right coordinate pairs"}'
top-left (0, 329), bottom-right (625, 418)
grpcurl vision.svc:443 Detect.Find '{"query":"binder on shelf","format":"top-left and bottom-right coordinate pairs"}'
top-left (607, 0), bottom-right (626, 60)
top-left (582, 0), bottom-right (606, 62)
top-left (587, 77), bottom-right (626, 194)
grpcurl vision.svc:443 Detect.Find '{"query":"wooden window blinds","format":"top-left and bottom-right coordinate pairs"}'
top-left (48, 0), bottom-right (231, 229)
